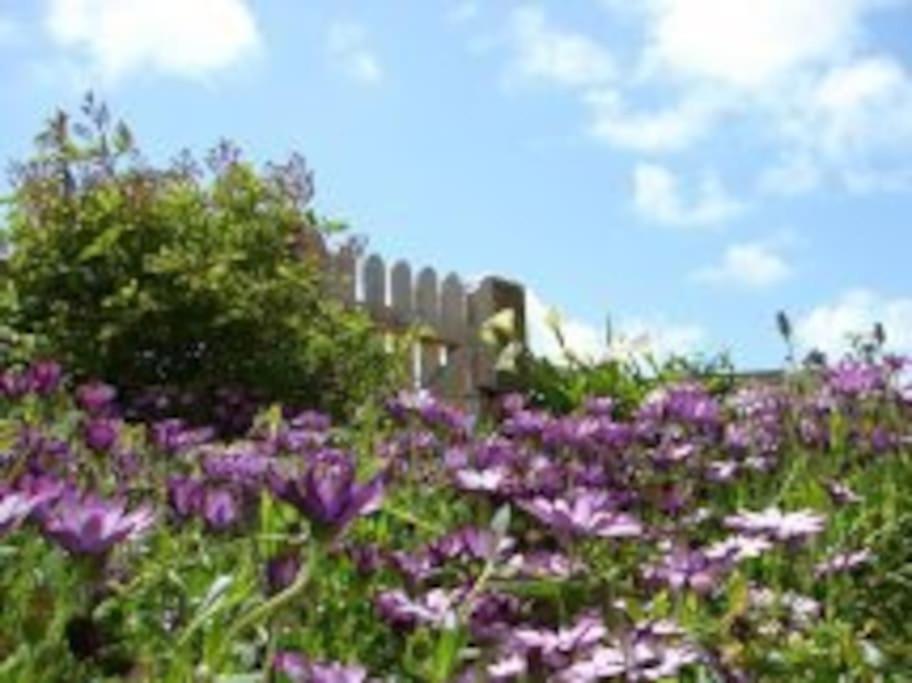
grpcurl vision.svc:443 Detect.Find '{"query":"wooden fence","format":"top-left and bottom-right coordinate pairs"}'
top-left (303, 230), bottom-right (527, 410)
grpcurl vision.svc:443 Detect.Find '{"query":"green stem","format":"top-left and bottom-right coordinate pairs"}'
top-left (213, 544), bottom-right (318, 671)
top-left (228, 558), bottom-right (312, 643)
top-left (384, 504), bottom-right (443, 534)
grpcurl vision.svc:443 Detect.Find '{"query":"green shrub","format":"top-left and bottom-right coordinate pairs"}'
top-left (1, 97), bottom-right (397, 418)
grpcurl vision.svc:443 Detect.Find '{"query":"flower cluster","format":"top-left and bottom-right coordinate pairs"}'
top-left (0, 354), bottom-right (908, 680)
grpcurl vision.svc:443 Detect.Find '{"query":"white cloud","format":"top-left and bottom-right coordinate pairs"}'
top-left (779, 56), bottom-right (912, 192)
top-left (693, 241), bottom-right (792, 289)
top-left (616, 315), bottom-right (707, 360)
top-left (795, 289), bottom-right (912, 357)
top-left (327, 22), bottom-right (384, 85)
top-left (45, 0), bottom-right (260, 82)
top-left (507, 7), bottom-right (615, 88)
top-left (526, 290), bottom-right (606, 363)
top-left (526, 290), bottom-right (706, 363)
top-left (584, 87), bottom-right (724, 151)
top-left (643, 0), bottom-right (869, 89)
top-left (634, 1), bottom-right (912, 191)
top-left (496, 0), bottom-right (912, 193)
top-left (633, 162), bottom-right (745, 228)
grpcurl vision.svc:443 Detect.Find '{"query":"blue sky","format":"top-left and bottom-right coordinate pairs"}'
top-left (2, 1), bottom-right (912, 368)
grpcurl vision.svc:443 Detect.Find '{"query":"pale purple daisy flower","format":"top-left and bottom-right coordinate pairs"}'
top-left (706, 535), bottom-right (774, 563)
top-left (0, 491), bottom-right (35, 536)
top-left (520, 491), bottom-right (643, 539)
top-left (273, 651), bottom-right (367, 683)
top-left (269, 450), bottom-right (385, 536)
top-left (42, 493), bottom-right (154, 556)
top-left (814, 549), bottom-right (873, 578)
top-left (825, 481), bottom-right (862, 506)
top-left (724, 508), bottom-right (825, 542)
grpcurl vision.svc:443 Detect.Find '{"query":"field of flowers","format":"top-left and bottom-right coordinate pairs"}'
top-left (1, 355), bottom-right (911, 681)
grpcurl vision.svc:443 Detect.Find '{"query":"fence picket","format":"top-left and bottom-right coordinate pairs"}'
top-left (391, 261), bottom-right (413, 325)
top-left (363, 254), bottom-right (386, 318)
top-left (440, 274), bottom-right (466, 344)
top-left (321, 241), bottom-right (524, 407)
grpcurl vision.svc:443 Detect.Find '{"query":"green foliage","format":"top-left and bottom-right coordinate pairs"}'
top-left (514, 313), bottom-right (736, 415)
top-left (1, 97), bottom-right (396, 417)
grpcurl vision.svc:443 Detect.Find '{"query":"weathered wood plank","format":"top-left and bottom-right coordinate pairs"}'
top-left (440, 273), bottom-right (466, 344)
top-left (468, 276), bottom-right (525, 394)
top-left (363, 254), bottom-right (386, 316)
top-left (415, 267), bottom-right (439, 328)
top-left (442, 345), bottom-right (472, 403)
top-left (420, 342), bottom-right (443, 389)
top-left (390, 261), bottom-right (413, 325)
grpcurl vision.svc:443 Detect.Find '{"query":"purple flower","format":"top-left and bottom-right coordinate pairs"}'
top-left (387, 390), bottom-right (472, 436)
top-left (273, 652), bottom-right (367, 683)
top-left (279, 427), bottom-right (329, 454)
top-left (504, 551), bottom-right (579, 579)
top-left (487, 653), bottom-right (527, 680)
top-left (560, 641), bottom-right (699, 682)
top-left (583, 396), bottom-right (615, 417)
top-left (827, 361), bottom-right (887, 398)
top-left (270, 450), bottom-right (384, 536)
top-left (706, 535), bottom-right (773, 563)
top-left (500, 392), bottom-right (527, 415)
top-left (798, 415), bottom-right (828, 449)
top-left (542, 417), bottom-right (602, 451)
top-left (826, 481), bottom-right (862, 506)
top-left (202, 448), bottom-right (271, 487)
top-left (428, 526), bottom-right (511, 564)
top-left (814, 549), bottom-right (873, 578)
top-left (869, 427), bottom-right (896, 454)
top-left (643, 545), bottom-right (729, 595)
top-left (509, 613), bottom-right (607, 669)
top-left (520, 491), bottom-right (643, 539)
top-left (14, 474), bottom-right (67, 518)
top-left (454, 466), bottom-right (513, 495)
top-left (167, 477), bottom-right (204, 518)
top-left (501, 409), bottom-right (551, 440)
top-left (0, 491), bottom-right (35, 536)
top-left (347, 543), bottom-right (385, 575)
top-left (706, 460), bottom-right (739, 483)
top-left (724, 507), bottom-right (825, 542)
top-left (723, 423), bottom-right (752, 454)
top-left (468, 592), bottom-right (522, 642)
top-left (639, 383), bottom-right (720, 429)
top-left (375, 588), bottom-right (459, 631)
top-left (749, 586), bottom-right (821, 629)
top-left (75, 381), bottom-right (117, 415)
top-left (727, 385), bottom-right (785, 419)
top-left (42, 492), bottom-right (154, 556)
top-left (13, 428), bottom-right (73, 475)
top-left (0, 368), bottom-right (29, 399)
top-left (201, 487), bottom-right (240, 531)
top-left (266, 551), bottom-right (301, 594)
top-left (151, 419), bottom-right (214, 455)
top-left (389, 548), bottom-right (437, 584)
top-left (26, 360), bottom-right (63, 395)
top-left (287, 410), bottom-right (332, 432)
top-left (651, 442), bottom-right (697, 467)
top-left (83, 418), bottom-right (120, 452)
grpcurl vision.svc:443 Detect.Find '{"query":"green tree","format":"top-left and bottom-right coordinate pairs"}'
top-left (1, 95), bottom-right (396, 418)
